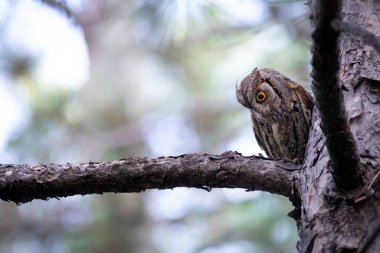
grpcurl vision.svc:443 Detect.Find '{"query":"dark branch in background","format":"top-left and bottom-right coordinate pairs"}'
top-left (0, 152), bottom-right (300, 205)
top-left (332, 20), bottom-right (380, 55)
top-left (37, 0), bottom-right (73, 18)
top-left (310, 0), bottom-right (363, 190)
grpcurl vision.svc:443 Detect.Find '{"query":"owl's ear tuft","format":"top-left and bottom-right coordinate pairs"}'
top-left (251, 67), bottom-right (259, 74)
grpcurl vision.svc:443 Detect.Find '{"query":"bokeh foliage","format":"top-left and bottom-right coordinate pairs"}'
top-left (0, 0), bottom-right (310, 252)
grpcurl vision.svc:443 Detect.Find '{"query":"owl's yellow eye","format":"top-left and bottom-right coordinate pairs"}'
top-left (256, 91), bottom-right (266, 102)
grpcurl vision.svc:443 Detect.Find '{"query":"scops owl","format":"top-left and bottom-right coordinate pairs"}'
top-left (236, 68), bottom-right (314, 162)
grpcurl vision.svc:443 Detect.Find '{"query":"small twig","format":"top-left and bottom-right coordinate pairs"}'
top-left (367, 170), bottom-right (380, 190)
top-left (332, 20), bottom-right (380, 55)
top-left (353, 170), bottom-right (380, 203)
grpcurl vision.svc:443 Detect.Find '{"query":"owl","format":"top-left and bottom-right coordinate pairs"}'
top-left (236, 68), bottom-right (314, 162)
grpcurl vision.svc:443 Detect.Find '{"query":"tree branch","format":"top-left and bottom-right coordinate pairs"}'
top-left (0, 152), bottom-right (300, 204)
top-left (310, 0), bottom-right (363, 191)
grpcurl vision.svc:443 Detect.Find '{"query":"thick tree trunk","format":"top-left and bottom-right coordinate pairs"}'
top-left (298, 1), bottom-right (380, 252)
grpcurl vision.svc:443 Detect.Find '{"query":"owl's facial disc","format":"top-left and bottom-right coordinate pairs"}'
top-left (250, 81), bottom-right (280, 118)
top-left (255, 82), bottom-right (273, 105)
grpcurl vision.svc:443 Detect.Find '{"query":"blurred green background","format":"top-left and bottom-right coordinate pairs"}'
top-left (0, 0), bottom-right (311, 252)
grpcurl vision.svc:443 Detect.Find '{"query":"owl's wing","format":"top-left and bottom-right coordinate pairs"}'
top-left (288, 82), bottom-right (314, 125)
top-left (251, 116), bottom-right (272, 157)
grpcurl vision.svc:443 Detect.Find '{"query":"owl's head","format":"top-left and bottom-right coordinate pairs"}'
top-left (236, 68), bottom-right (283, 118)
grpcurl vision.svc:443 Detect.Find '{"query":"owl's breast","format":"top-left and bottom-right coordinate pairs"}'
top-left (250, 105), bottom-right (285, 124)
top-left (251, 108), bottom-right (308, 161)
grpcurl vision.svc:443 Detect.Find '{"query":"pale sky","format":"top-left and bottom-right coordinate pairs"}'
top-left (0, 0), bottom-right (272, 160)
top-left (0, 0), bottom-right (89, 160)
top-left (0, 0), bottom-right (310, 163)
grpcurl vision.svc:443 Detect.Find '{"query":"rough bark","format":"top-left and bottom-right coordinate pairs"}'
top-left (333, 20), bottom-right (380, 55)
top-left (298, 1), bottom-right (380, 252)
top-left (0, 152), bottom-right (300, 205)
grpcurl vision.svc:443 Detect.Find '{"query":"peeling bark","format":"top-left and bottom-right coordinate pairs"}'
top-left (0, 152), bottom-right (300, 205)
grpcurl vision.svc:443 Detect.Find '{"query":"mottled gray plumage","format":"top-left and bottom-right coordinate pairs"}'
top-left (236, 68), bottom-right (314, 162)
